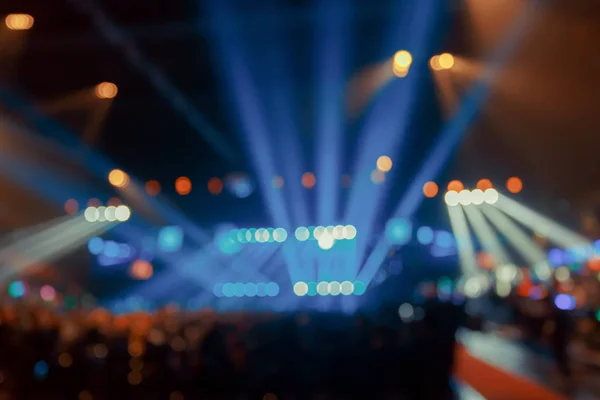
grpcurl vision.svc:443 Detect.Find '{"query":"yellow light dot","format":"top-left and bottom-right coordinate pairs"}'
top-left (5, 14), bottom-right (34, 30)
top-left (108, 169), bottom-right (129, 188)
top-left (376, 155), bottom-right (392, 172)
top-left (393, 50), bottom-right (413, 69)
top-left (95, 82), bottom-right (118, 99)
top-left (438, 53), bottom-right (455, 70)
top-left (429, 55), bottom-right (441, 71)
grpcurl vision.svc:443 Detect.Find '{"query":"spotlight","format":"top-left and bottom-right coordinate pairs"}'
top-left (95, 82), bottom-right (118, 99)
top-left (423, 181), bottom-right (439, 198)
top-left (506, 177), bottom-right (523, 194)
top-left (294, 282), bottom-right (308, 296)
top-left (295, 227), bottom-right (309, 241)
top-left (115, 205), bottom-right (131, 221)
top-left (476, 179), bottom-right (493, 191)
top-left (108, 169), bottom-right (129, 188)
top-left (105, 206), bottom-right (117, 222)
top-left (5, 14), bottom-right (34, 30)
top-left (376, 155), bottom-right (393, 172)
top-left (316, 281), bottom-right (329, 296)
top-left (273, 228), bottom-right (287, 242)
top-left (340, 281), bottom-right (354, 295)
top-left (343, 225), bottom-right (357, 240)
top-left (483, 189), bottom-right (499, 204)
top-left (458, 190), bottom-right (472, 206)
top-left (370, 169), bottom-right (386, 184)
top-left (444, 191), bottom-right (460, 207)
top-left (318, 232), bottom-right (335, 250)
top-left (393, 50), bottom-right (413, 69)
top-left (470, 189), bottom-right (485, 205)
top-left (301, 172), bottom-right (316, 188)
top-left (84, 207), bottom-right (100, 222)
top-left (438, 53), bottom-right (455, 70)
top-left (175, 177), bottom-right (192, 195)
top-left (145, 180), bottom-right (161, 196)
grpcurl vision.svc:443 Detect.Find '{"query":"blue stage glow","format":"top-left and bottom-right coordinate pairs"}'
top-left (226, 174), bottom-right (254, 198)
top-left (374, 269), bottom-right (387, 284)
top-left (245, 282), bottom-right (257, 297)
top-left (385, 218), bottom-right (412, 245)
top-left (416, 226), bottom-right (434, 245)
top-left (547, 248), bottom-right (565, 267)
top-left (103, 241), bottom-right (120, 258)
top-left (88, 237), bottom-right (104, 255)
top-left (222, 283), bottom-right (235, 298)
top-left (256, 283), bottom-right (267, 297)
top-left (234, 282), bottom-right (245, 297)
top-left (266, 282), bottom-right (280, 297)
top-left (215, 225), bottom-right (242, 255)
top-left (34, 361), bottom-right (48, 380)
top-left (158, 226), bottom-right (183, 253)
top-left (119, 244), bottom-right (132, 258)
top-left (434, 231), bottom-right (455, 248)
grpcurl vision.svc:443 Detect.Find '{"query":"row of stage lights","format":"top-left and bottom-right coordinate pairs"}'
top-left (228, 225), bottom-right (358, 244)
top-left (214, 282), bottom-right (280, 298)
top-left (444, 188), bottom-right (500, 207)
top-left (293, 281), bottom-right (367, 297)
top-left (84, 205), bottom-right (131, 222)
top-left (392, 50), bottom-right (455, 78)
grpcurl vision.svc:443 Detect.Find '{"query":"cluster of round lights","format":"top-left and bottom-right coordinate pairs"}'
top-left (84, 205), bottom-right (131, 222)
top-left (5, 14), bottom-right (34, 30)
top-left (444, 188), bottom-right (499, 206)
top-left (294, 225), bottom-right (357, 242)
top-left (392, 50), bottom-right (412, 78)
top-left (88, 237), bottom-right (132, 258)
top-left (430, 53), bottom-right (455, 71)
top-left (214, 282), bottom-right (280, 298)
top-left (230, 227), bottom-right (288, 244)
top-left (293, 281), bottom-right (367, 296)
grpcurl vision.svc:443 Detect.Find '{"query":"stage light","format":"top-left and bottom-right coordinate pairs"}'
top-left (548, 248), bottom-right (565, 266)
top-left (88, 237), bottom-right (104, 255)
top-left (470, 189), bottom-right (485, 205)
top-left (393, 50), bottom-right (413, 68)
top-left (393, 65), bottom-right (409, 78)
top-left (447, 180), bottom-right (464, 192)
top-left (343, 225), bottom-right (357, 240)
top-left (483, 188), bottom-right (499, 204)
top-left (97, 206), bottom-right (107, 222)
top-left (353, 280), bottom-right (366, 295)
top-left (316, 281), bottom-right (329, 296)
top-left (144, 180), bottom-right (161, 196)
top-left (458, 190), bottom-right (472, 206)
top-left (318, 232), bottom-right (335, 250)
top-left (84, 207), bottom-right (99, 222)
top-left (8, 281), bottom-right (26, 298)
top-left (328, 281), bottom-right (341, 296)
top-left (130, 260), bottom-right (153, 280)
top-left (370, 169), bottom-right (386, 184)
top-left (301, 172), bottom-right (316, 188)
top-left (108, 169), bottom-right (129, 188)
top-left (476, 179), bottom-right (493, 191)
top-left (266, 282), bottom-right (280, 297)
top-left (105, 206), bottom-right (117, 221)
top-left (272, 176), bottom-right (284, 189)
top-left (423, 181), bottom-right (439, 198)
top-left (438, 53), bottom-right (454, 70)
top-left (64, 199), bottom-right (79, 215)
top-left (506, 177), bottom-right (523, 194)
top-left (376, 155), bottom-right (393, 172)
top-left (158, 226), bottom-right (183, 252)
top-left (95, 82), bottom-right (118, 99)
top-left (273, 228), bottom-right (287, 242)
top-left (208, 177), bottom-right (223, 195)
top-left (175, 177), bottom-right (192, 195)
top-left (385, 218), bottom-right (412, 245)
top-left (444, 191), bottom-right (459, 206)
top-left (313, 226), bottom-right (325, 239)
top-left (416, 226), bottom-right (434, 245)
top-left (340, 281), bottom-right (354, 295)
top-left (295, 227), bottom-right (309, 241)
top-left (115, 205), bottom-right (131, 221)
top-left (496, 282), bottom-right (511, 297)
top-left (429, 55), bottom-right (441, 71)
top-left (294, 282), bottom-right (308, 296)
top-left (5, 14), bottom-right (34, 30)
top-left (333, 225), bottom-right (344, 239)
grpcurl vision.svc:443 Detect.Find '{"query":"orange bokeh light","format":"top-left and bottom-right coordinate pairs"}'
top-left (145, 180), bottom-right (161, 196)
top-left (506, 177), bottom-right (523, 193)
top-left (272, 176), bottom-right (284, 189)
top-left (87, 198), bottom-right (102, 207)
top-left (64, 199), bottom-right (79, 215)
top-left (108, 197), bottom-right (122, 206)
top-left (95, 82), bottom-right (118, 99)
top-left (476, 179), bottom-right (493, 191)
top-left (108, 169), bottom-right (129, 188)
top-left (175, 177), bottom-right (192, 195)
top-left (447, 180), bottom-right (464, 193)
top-left (422, 181), bottom-right (439, 198)
top-left (208, 177), bottom-right (223, 195)
top-left (5, 14), bottom-right (34, 31)
top-left (130, 260), bottom-right (153, 280)
top-left (302, 172), bottom-right (316, 189)
top-left (588, 257), bottom-right (600, 272)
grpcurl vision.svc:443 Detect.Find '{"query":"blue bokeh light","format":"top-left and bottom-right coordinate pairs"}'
top-left (416, 226), bottom-right (434, 245)
top-left (435, 231), bottom-right (455, 248)
top-left (87, 237), bottom-right (104, 255)
top-left (353, 280), bottom-right (367, 295)
top-left (555, 294), bottom-right (576, 310)
top-left (158, 226), bottom-right (184, 253)
top-left (385, 218), bottom-right (412, 245)
top-left (34, 361), bottom-right (49, 380)
top-left (103, 240), bottom-right (120, 258)
top-left (8, 281), bottom-right (26, 298)
top-left (547, 248), bottom-right (565, 266)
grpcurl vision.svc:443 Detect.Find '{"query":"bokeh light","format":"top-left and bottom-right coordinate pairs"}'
top-left (301, 172), bottom-right (316, 189)
top-left (175, 177), bottom-right (192, 195)
top-left (130, 260), bottom-right (153, 280)
top-left (115, 205), bottom-right (131, 221)
top-left (423, 181), bottom-right (438, 198)
top-left (444, 191), bottom-right (459, 207)
top-left (370, 169), bottom-right (386, 184)
top-left (158, 226), bottom-right (183, 252)
top-left (506, 177), bottom-right (523, 194)
top-left (385, 218), bottom-right (412, 245)
top-left (438, 53), bottom-right (455, 70)
top-left (87, 198), bottom-right (102, 207)
top-left (294, 282), bottom-right (308, 296)
top-left (416, 226), bottom-right (434, 245)
top-left (295, 227), bottom-right (310, 241)
top-left (95, 82), bottom-right (118, 99)
top-left (8, 281), bottom-right (26, 298)
top-left (476, 179), bottom-right (493, 191)
top-left (84, 207), bottom-right (100, 222)
top-left (64, 198), bottom-right (79, 215)
top-left (447, 180), bottom-right (464, 192)
top-left (429, 55), bottom-right (441, 71)
top-left (483, 188), bottom-right (499, 204)
top-left (272, 176), bottom-right (284, 189)
top-left (145, 180), bottom-right (161, 196)
top-left (342, 174), bottom-right (351, 188)
top-left (393, 50), bottom-right (412, 68)
top-left (318, 232), bottom-right (335, 250)
top-left (5, 14), bottom-right (34, 30)
top-left (208, 177), bottom-right (223, 195)
top-left (108, 169), bottom-right (129, 188)
top-left (376, 155), bottom-right (393, 172)
top-left (88, 237), bottom-right (104, 255)
top-left (108, 197), bottom-right (122, 206)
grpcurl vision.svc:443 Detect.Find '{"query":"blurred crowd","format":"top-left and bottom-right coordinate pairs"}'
top-left (0, 298), bottom-right (465, 399)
